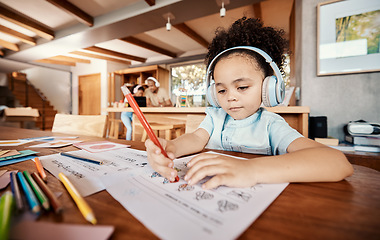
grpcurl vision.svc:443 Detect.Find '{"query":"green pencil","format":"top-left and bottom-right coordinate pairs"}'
top-left (23, 171), bottom-right (50, 211)
top-left (0, 191), bottom-right (14, 240)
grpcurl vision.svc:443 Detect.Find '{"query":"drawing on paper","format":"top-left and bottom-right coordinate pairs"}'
top-left (73, 141), bottom-right (130, 153)
top-left (90, 144), bottom-right (117, 150)
top-left (150, 171), bottom-right (174, 184)
top-left (217, 200), bottom-right (239, 213)
top-left (227, 190), bottom-right (252, 202)
top-left (136, 162), bottom-right (148, 167)
top-left (151, 171), bottom-right (162, 178)
top-left (178, 183), bottom-right (194, 191)
top-left (195, 191), bottom-right (214, 201)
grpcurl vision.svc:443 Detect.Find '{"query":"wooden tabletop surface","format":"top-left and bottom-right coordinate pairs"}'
top-left (1, 126), bottom-right (379, 239)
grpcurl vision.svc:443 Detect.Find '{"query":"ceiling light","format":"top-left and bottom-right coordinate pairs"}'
top-left (166, 16), bottom-right (171, 31)
top-left (163, 13), bottom-right (175, 31)
top-left (220, 1), bottom-right (226, 17)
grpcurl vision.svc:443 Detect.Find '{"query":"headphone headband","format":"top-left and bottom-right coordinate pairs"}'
top-left (146, 76), bottom-right (160, 87)
top-left (206, 46), bottom-right (282, 87)
top-left (133, 84), bottom-right (142, 94)
top-left (205, 46), bottom-right (284, 107)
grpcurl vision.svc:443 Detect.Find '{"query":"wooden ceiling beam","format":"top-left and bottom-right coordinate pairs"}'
top-left (0, 24), bottom-right (36, 45)
top-left (0, 3), bottom-right (54, 40)
top-left (84, 46), bottom-right (146, 62)
top-left (49, 55), bottom-right (91, 64)
top-left (35, 58), bottom-right (76, 66)
top-left (120, 36), bottom-right (177, 58)
top-left (253, 2), bottom-right (262, 19)
top-left (46, 0), bottom-right (94, 27)
top-left (0, 39), bottom-right (19, 51)
top-left (70, 51), bottom-right (131, 65)
top-left (173, 23), bottom-right (209, 49)
top-left (144, 0), bottom-right (155, 6)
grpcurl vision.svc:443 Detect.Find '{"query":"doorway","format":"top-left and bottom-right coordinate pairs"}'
top-left (78, 73), bottom-right (101, 115)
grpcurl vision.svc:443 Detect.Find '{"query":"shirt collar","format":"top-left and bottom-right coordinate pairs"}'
top-left (225, 108), bottom-right (264, 127)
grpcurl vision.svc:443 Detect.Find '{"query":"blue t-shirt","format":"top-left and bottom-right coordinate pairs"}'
top-left (198, 107), bottom-right (303, 155)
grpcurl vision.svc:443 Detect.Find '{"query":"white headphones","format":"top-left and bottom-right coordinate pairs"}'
top-left (133, 84), bottom-right (142, 94)
top-left (206, 46), bottom-right (285, 108)
top-left (145, 76), bottom-right (160, 87)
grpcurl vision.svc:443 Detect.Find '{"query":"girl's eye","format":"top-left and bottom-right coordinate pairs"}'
top-left (217, 89), bottom-right (226, 94)
top-left (238, 86), bottom-right (248, 91)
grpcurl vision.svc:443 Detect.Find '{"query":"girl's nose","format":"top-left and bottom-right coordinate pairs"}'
top-left (227, 92), bottom-right (237, 102)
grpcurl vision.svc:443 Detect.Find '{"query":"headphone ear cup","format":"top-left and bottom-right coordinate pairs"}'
top-left (262, 76), bottom-right (278, 107)
top-left (206, 83), bottom-right (220, 107)
top-left (155, 81), bottom-right (160, 87)
top-left (276, 78), bottom-right (285, 104)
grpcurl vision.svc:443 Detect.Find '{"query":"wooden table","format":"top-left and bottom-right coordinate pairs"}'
top-left (105, 106), bottom-right (310, 140)
top-left (345, 151), bottom-right (380, 171)
top-left (1, 126), bottom-right (379, 239)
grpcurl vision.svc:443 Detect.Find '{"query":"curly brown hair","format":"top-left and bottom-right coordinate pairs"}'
top-left (205, 17), bottom-right (288, 77)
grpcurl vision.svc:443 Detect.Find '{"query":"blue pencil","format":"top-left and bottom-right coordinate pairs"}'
top-left (60, 152), bottom-right (104, 165)
top-left (10, 172), bottom-right (24, 212)
top-left (16, 172), bottom-right (40, 214)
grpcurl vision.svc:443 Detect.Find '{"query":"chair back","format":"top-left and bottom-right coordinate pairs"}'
top-left (185, 114), bottom-right (205, 133)
top-left (52, 114), bottom-right (108, 137)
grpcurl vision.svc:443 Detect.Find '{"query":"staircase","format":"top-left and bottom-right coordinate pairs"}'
top-left (8, 72), bottom-right (57, 130)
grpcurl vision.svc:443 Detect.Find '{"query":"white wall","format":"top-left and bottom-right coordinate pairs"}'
top-left (70, 60), bottom-right (130, 115)
top-left (295, 0), bottom-right (380, 141)
top-left (8, 60), bottom-right (130, 116)
top-left (23, 67), bottom-right (71, 113)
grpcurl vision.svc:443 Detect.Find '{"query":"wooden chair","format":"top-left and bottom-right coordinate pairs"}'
top-left (52, 114), bottom-right (108, 138)
top-left (185, 114), bottom-right (205, 133)
top-left (137, 122), bottom-right (186, 142)
top-left (108, 118), bottom-right (122, 139)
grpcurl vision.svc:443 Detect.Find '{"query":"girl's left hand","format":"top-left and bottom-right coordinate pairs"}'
top-left (184, 153), bottom-right (258, 189)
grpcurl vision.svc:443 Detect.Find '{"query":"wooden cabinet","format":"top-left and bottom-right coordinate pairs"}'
top-left (108, 65), bottom-right (169, 105)
top-left (116, 65), bottom-right (169, 88)
top-left (107, 65), bottom-right (169, 139)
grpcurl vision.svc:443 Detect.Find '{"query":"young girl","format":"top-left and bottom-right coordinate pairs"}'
top-left (145, 17), bottom-right (353, 189)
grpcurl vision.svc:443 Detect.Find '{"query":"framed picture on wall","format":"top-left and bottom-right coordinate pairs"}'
top-left (317, 0), bottom-right (380, 76)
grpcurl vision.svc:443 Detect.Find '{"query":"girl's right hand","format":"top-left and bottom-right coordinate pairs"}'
top-left (145, 138), bottom-right (177, 181)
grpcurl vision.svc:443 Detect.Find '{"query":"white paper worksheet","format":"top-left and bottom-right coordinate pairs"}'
top-left (102, 152), bottom-right (288, 240)
top-left (40, 148), bottom-right (152, 196)
top-left (41, 148), bottom-right (288, 239)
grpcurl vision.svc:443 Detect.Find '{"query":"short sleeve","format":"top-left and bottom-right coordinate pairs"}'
top-left (268, 116), bottom-right (303, 155)
top-left (198, 108), bottom-right (216, 136)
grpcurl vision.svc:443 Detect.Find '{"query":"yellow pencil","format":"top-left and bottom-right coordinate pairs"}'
top-left (58, 173), bottom-right (97, 224)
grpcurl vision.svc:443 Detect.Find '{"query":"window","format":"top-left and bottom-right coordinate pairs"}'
top-left (170, 62), bottom-right (207, 107)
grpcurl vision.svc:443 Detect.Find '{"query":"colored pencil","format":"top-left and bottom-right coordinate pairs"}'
top-left (10, 172), bottom-right (24, 211)
top-left (121, 85), bottom-right (179, 182)
top-left (23, 171), bottom-right (50, 211)
top-left (0, 191), bottom-right (14, 240)
top-left (16, 172), bottom-right (41, 214)
top-left (58, 172), bottom-right (97, 224)
top-left (32, 172), bottom-right (63, 214)
top-left (60, 152), bottom-right (103, 165)
top-left (34, 157), bottom-right (47, 181)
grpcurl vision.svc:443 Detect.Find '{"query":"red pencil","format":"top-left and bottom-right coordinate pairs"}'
top-left (121, 85), bottom-right (179, 182)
